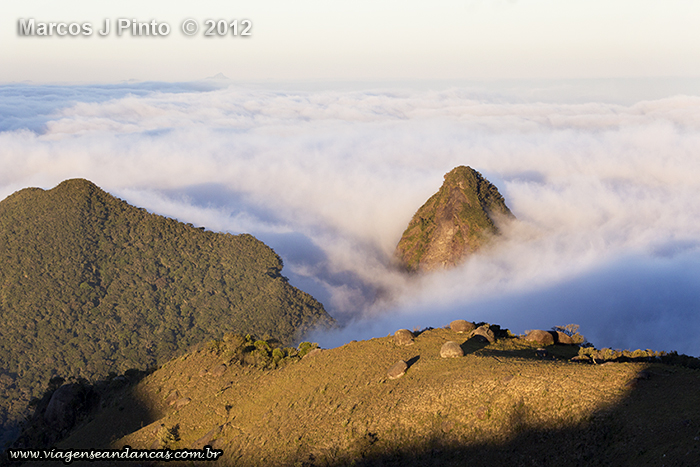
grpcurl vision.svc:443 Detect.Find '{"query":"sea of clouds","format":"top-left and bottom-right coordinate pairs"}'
top-left (1, 80), bottom-right (699, 355)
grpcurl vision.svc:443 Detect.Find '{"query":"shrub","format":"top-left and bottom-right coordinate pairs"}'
top-left (158, 424), bottom-right (180, 448)
top-left (297, 342), bottom-right (319, 358)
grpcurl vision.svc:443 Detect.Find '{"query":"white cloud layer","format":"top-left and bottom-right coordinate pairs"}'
top-left (1, 82), bottom-right (699, 355)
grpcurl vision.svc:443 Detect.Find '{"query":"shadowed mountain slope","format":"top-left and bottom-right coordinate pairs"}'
top-left (396, 166), bottom-right (513, 272)
top-left (0, 179), bottom-right (334, 445)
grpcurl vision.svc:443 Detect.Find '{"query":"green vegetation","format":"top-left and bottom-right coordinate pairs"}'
top-left (577, 345), bottom-right (700, 368)
top-left (396, 166), bottom-right (514, 272)
top-left (0, 179), bottom-right (334, 438)
top-left (206, 333), bottom-right (318, 370)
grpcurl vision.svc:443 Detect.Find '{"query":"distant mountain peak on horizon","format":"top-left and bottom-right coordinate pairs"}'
top-left (395, 165), bottom-right (514, 272)
top-left (206, 72), bottom-right (230, 80)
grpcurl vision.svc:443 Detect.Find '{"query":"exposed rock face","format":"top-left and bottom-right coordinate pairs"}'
top-left (395, 166), bottom-right (514, 272)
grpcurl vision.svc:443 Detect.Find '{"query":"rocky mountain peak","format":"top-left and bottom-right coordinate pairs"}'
top-left (395, 166), bottom-right (513, 272)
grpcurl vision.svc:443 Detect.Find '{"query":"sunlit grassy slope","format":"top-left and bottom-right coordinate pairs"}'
top-left (48, 327), bottom-right (700, 467)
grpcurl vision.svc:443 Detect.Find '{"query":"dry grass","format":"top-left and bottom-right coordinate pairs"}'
top-left (52, 328), bottom-right (700, 467)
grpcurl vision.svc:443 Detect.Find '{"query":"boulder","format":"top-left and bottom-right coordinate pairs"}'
top-left (525, 330), bottom-right (555, 346)
top-left (209, 364), bottom-right (227, 377)
top-left (173, 397), bottom-right (192, 410)
top-left (393, 329), bottom-right (414, 346)
top-left (44, 383), bottom-right (85, 432)
top-left (554, 331), bottom-right (574, 345)
top-left (440, 341), bottom-right (464, 358)
top-left (387, 360), bottom-right (408, 380)
top-left (450, 320), bottom-right (476, 334)
top-left (165, 390), bottom-right (180, 406)
top-left (471, 324), bottom-right (495, 343)
top-left (191, 425), bottom-right (223, 449)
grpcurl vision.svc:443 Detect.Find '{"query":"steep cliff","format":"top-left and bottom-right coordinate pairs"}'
top-left (395, 166), bottom-right (513, 271)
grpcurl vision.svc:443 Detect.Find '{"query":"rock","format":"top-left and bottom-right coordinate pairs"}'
top-left (393, 329), bottom-right (414, 346)
top-left (525, 330), bottom-right (555, 346)
top-left (441, 420), bottom-right (455, 433)
top-left (173, 397), bottom-right (191, 410)
top-left (395, 166), bottom-right (514, 272)
top-left (535, 348), bottom-right (549, 359)
top-left (450, 320), bottom-right (476, 334)
top-left (554, 331), bottom-right (574, 345)
top-left (209, 364), bottom-right (227, 377)
top-left (192, 425), bottom-right (223, 449)
top-left (44, 383), bottom-right (86, 432)
top-left (471, 324), bottom-right (495, 343)
top-left (387, 360), bottom-right (408, 380)
top-left (440, 341), bottom-right (464, 358)
top-left (165, 390), bottom-right (180, 406)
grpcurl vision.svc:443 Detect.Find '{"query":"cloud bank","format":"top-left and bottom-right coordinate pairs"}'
top-left (1, 82), bottom-right (699, 355)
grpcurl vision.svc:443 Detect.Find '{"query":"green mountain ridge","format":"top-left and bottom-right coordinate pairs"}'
top-left (0, 179), bottom-right (334, 444)
top-left (396, 166), bottom-right (514, 272)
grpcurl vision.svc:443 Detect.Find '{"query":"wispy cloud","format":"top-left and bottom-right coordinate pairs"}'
top-left (2, 82), bottom-right (699, 355)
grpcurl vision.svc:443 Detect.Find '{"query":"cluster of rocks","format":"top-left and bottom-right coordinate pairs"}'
top-left (388, 329), bottom-right (416, 379)
top-left (387, 321), bottom-right (503, 378)
top-left (523, 329), bottom-right (575, 346)
top-left (386, 321), bottom-right (582, 379)
top-left (387, 326), bottom-right (575, 379)
top-left (440, 320), bottom-right (498, 358)
top-left (164, 390), bottom-right (191, 410)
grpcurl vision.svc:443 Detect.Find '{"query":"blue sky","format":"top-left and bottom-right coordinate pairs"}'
top-left (3, 0), bottom-right (700, 83)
